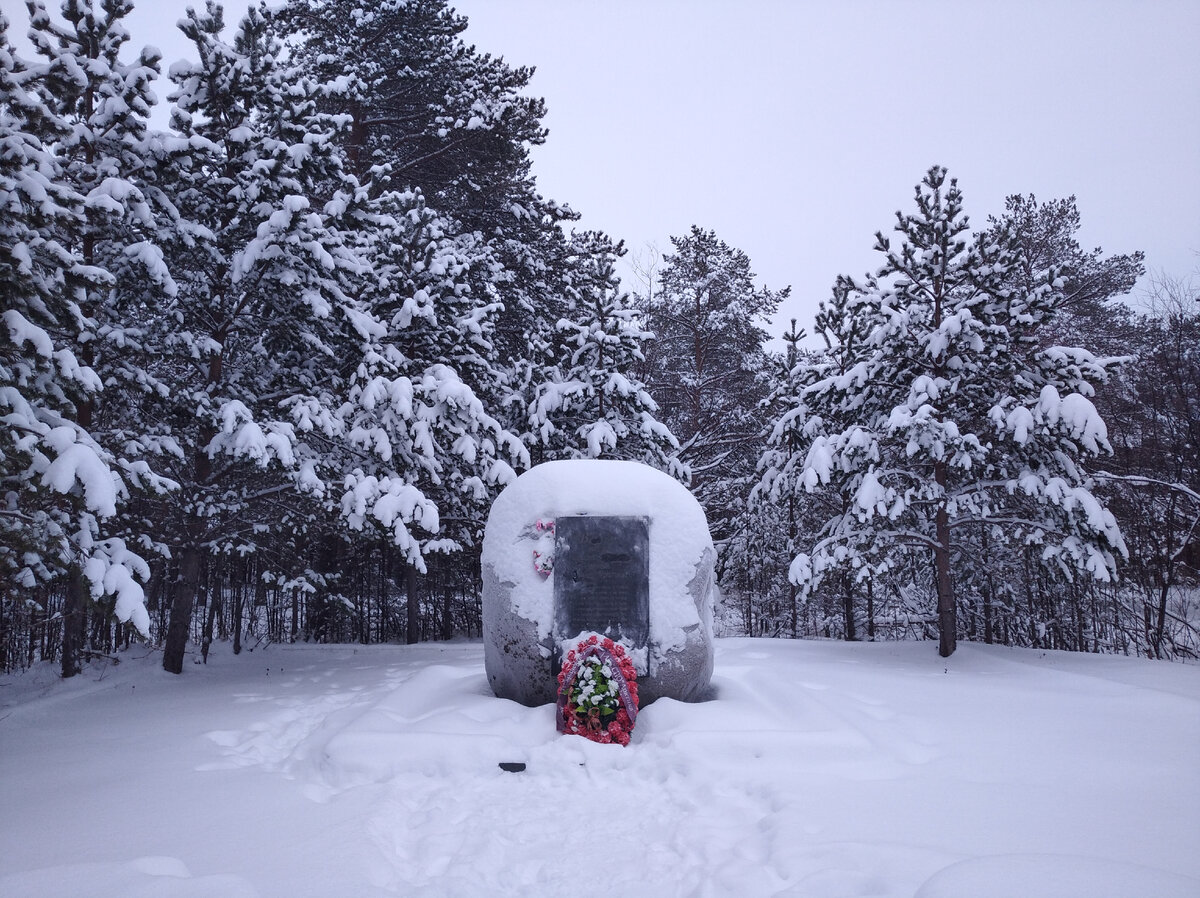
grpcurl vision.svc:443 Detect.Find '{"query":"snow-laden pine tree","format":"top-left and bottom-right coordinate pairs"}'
top-left (151, 3), bottom-right (367, 673)
top-left (963, 194), bottom-right (1143, 648)
top-left (332, 187), bottom-right (526, 568)
top-left (271, 0), bottom-right (573, 351)
top-left (748, 319), bottom-right (815, 637)
top-left (637, 226), bottom-right (787, 550)
top-left (757, 281), bottom-right (881, 641)
top-left (988, 194), bottom-right (1143, 355)
top-left (771, 166), bottom-right (1126, 657)
top-left (1, 6), bottom-right (169, 675)
top-left (23, 0), bottom-right (178, 672)
top-left (273, 0), bottom-right (551, 231)
top-left (521, 231), bottom-right (679, 471)
top-left (268, 0), bottom-right (680, 647)
top-left (271, 0), bottom-right (665, 476)
top-left (1099, 276), bottom-right (1200, 659)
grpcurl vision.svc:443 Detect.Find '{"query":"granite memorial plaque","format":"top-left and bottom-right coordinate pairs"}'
top-left (553, 515), bottom-right (649, 656)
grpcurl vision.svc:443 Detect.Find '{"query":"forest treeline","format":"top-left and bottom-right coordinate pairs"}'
top-left (2, 0), bottom-right (1196, 675)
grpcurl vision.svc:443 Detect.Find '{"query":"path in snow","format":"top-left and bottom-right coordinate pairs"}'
top-left (1, 639), bottom-right (1197, 897)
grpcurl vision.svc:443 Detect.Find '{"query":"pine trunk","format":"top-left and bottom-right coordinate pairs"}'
top-left (789, 581), bottom-right (798, 640)
top-left (842, 573), bottom-right (857, 641)
top-left (982, 525), bottom-right (995, 645)
top-left (934, 463), bottom-right (957, 657)
top-left (1153, 576), bottom-right (1170, 659)
top-left (866, 579), bottom-right (875, 641)
top-left (164, 344), bottom-right (220, 673)
top-left (164, 543), bottom-right (202, 674)
top-left (441, 567), bottom-right (453, 641)
top-left (232, 580), bottom-right (243, 655)
top-left (405, 564), bottom-right (419, 645)
top-left (61, 566), bottom-right (88, 678)
top-left (201, 583), bottom-right (220, 663)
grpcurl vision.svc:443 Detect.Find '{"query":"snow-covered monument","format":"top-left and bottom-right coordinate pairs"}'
top-left (482, 460), bottom-right (716, 706)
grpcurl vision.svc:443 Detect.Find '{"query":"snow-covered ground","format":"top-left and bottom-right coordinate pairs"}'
top-left (1, 638), bottom-right (1196, 897)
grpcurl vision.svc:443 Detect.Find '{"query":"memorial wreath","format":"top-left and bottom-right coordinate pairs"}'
top-left (556, 635), bottom-right (639, 746)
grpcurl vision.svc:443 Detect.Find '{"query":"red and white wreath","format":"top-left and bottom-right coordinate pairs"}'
top-left (556, 634), bottom-right (639, 746)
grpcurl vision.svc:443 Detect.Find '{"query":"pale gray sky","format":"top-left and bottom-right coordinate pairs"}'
top-left (6, 0), bottom-right (1198, 342)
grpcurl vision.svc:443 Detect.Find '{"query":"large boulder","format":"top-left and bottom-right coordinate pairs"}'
top-left (482, 460), bottom-right (715, 706)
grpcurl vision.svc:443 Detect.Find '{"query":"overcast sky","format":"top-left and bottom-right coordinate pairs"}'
top-left (6, 0), bottom-right (1198, 344)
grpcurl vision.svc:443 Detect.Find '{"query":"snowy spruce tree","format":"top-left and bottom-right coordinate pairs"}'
top-left (770, 166), bottom-right (1126, 657)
